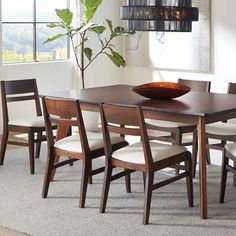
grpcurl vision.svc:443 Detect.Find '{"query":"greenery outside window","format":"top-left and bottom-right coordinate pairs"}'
top-left (2, 0), bottom-right (69, 63)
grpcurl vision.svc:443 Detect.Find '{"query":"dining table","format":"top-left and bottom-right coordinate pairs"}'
top-left (43, 84), bottom-right (236, 219)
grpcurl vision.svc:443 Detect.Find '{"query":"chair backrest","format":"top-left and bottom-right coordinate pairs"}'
top-left (100, 103), bottom-right (153, 165)
top-left (178, 78), bottom-right (211, 92)
top-left (42, 96), bottom-right (90, 154)
top-left (1, 79), bottom-right (42, 123)
top-left (227, 82), bottom-right (236, 94)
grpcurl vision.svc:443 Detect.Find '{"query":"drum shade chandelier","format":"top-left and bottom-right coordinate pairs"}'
top-left (120, 0), bottom-right (199, 32)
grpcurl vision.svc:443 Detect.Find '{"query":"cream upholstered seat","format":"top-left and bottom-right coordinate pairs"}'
top-left (112, 142), bottom-right (187, 164)
top-left (41, 97), bottom-right (129, 208)
top-left (147, 129), bottom-right (194, 142)
top-left (100, 103), bottom-right (193, 225)
top-left (219, 143), bottom-right (236, 203)
top-left (224, 143), bottom-right (236, 156)
top-left (146, 119), bottom-right (190, 128)
top-left (0, 79), bottom-right (49, 174)
top-left (8, 117), bottom-right (45, 127)
top-left (145, 79), bottom-right (211, 177)
top-left (206, 123), bottom-right (236, 136)
top-left (55, 132), bottom-right (125, 153)
top-left (206, 83), bottom-right (236, 172)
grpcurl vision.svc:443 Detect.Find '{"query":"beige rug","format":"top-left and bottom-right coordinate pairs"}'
top-left (0, 226), bottom-right (31, 236)
top-left (0, 143), bottom-right (236, 236)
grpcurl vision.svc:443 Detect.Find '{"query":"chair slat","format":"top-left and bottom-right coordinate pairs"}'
top-left (6, 95), bottom-right (36, 102)
top-left (4, 79), bottom-right (37, 95)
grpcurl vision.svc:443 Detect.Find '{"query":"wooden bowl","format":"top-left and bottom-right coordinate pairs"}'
top-left (132, 82), bottom-right (191, 100)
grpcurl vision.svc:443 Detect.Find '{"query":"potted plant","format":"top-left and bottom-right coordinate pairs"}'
top-left (44, 0), bottom-right (134, 89)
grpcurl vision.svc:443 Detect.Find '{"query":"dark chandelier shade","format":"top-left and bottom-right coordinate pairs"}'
top-left (120, 0), bottom-right (199, 32)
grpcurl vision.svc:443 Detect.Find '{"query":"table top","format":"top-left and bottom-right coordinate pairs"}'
top-left (43, 84), bottom-right (236, 117)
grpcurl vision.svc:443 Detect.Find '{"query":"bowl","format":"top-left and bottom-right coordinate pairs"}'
top-left (132, 82), bottom-right (191, 100)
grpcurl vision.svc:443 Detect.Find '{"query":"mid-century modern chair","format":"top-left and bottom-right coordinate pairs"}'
top-left (41, 96), bottom-right (129, 208)
top-left (0, 78), bottom-right (47, 174)
top-left (206, 83), bottom-right (236, 173)
top-left (146, 78), bottom-right (211, 177)
top-left (99, 103), bottom-right (193, 225)
top-left (219, 144), bottom-right (236, 203)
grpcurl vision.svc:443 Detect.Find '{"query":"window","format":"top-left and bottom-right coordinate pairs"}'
top-left (2, 0), bottom-right (69, 63)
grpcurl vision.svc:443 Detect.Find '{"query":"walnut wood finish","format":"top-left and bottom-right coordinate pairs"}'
top-left (99, 103), bottom-right (193, 225)
top-left (42, 84), bottom-right (236, 219)
top-left (41, 97), bottom-right (128, 208)
top-left (147, 79), bottom-right (211, 177)
top-left (220, 149), bottom-right (236, 203)
top-left (0, 79), bottom-right (46, 174)
top-left (206, 82), bottom-right (236, 186)
top-left (178, 79), bottom-right (211, 92)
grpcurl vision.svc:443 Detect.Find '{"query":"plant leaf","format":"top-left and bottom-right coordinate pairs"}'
top-left (84, 47), bottom-right (93, 61)
top-left (43, 34), bottom-right (67, 44)
top-left (105, 53), bottom-right (121, 67)
top-left (84, 0), bottom-right (102, 22)
top-left (90, 25), bottom-right (106, 34)
top-left (106, 19), bottom-right (113, 32)
top-left (47, 23), bottom-right (65, 28)
top-left (78, 22), bottom-right (95, 33)
top-left (110, 50), bottom-right (126, 67)
top-left (55, 8), bottom-right (73, 25)
top-left (112, 27), bottom-right (135, 38)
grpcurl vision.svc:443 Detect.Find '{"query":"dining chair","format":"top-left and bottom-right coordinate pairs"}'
top-left (219, 144), bottom-right (236, 203)
top-left (0, 78), bottom-right (48, 174)
top-left (206, 82), bottom-right (236, 184)
top-left (41, 96), bottom-right (129, 208)
top-left (99, 103), bottom-right (193, 225)
top-left (146, 78), bottom-right (211, 177)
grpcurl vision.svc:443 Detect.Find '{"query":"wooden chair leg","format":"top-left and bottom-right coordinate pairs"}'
top-left (79, 160), bottom-right (90, 208)
top-left (69, 158), bottom-right (74, 166)
top-left (100, 166), bottom-right (113, 213)
top-left (219, 152), bottom-right (229, 203)
top-left (0, 129), bottom-right (9, 165)
top-left (192, 129), bottom-right (198, 178)
top-left (88, 161), bottom-right (92, 184)
top-left (143, 171), bottom-right (154, 225)
top-left (125, 169), bottom-right (131, 193)
top-left (186, 156), bottom-right (194, 207)
top-left (35, 131), bottom-right (42, 159)
top-left (205, 138), bottom-right (211, 165)
top-left (174, 131), bottom-right (181, 175)
top-left (28, 131), bottom-right (35, 174)
top-left (142, 172), bottom-right (146, 191)
top-left (234, 161), bottom-right (236, 187)
top-left (42, 149), bottom-right (55, 198)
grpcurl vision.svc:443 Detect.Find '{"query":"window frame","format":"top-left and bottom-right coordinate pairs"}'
top-left (2, 0), bottom-right (70, 64)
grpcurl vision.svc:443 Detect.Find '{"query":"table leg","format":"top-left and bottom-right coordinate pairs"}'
top-left (198, 117), bottom-right (208, 219)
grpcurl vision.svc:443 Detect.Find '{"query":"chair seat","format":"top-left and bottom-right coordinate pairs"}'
top-left (55, 132), bottom-right (125, 153)
top-left (8, 116), bottom-right (45, 127)
top-left (112, 142), bottom-right (187, 165)
top-left (146, 119), bottom-right (192, 128)
top-left (147, 129), bottom-right (194, 143)
top-left (225, 143), bottom-right (236, 156)
top-left (206, 123), bottom-right (236, 136)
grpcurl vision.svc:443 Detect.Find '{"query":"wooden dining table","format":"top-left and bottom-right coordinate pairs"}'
top-left (44, 84), bottom-right (236, 219)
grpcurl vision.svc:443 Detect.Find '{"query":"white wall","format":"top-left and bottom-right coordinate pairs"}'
top-left (0, 0), bottom-right (125, 131)
top-left (80, 0), bottom-right (125, 89)
top-left (0, 61), bottom-right (74, 132)
top-left (123, 0), bottom-right (236, 94)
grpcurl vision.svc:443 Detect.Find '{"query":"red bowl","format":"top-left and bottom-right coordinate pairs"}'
top-left (132, 82), bottom-right (191, 100)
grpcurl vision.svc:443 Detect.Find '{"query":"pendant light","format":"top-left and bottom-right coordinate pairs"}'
top-left (120, 0), bottom-right (199, 32)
